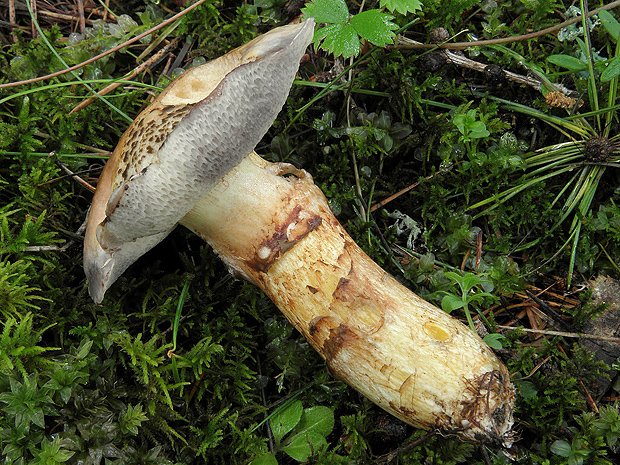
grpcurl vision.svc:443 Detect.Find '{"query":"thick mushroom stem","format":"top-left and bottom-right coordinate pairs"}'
top-left (181, 152), bottom-right (515, 446)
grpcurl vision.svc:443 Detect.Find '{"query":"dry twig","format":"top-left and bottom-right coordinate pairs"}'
top-left (497, 326), bottom-right (620, 343)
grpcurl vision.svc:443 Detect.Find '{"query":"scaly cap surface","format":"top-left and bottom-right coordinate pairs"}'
top-left (84, 19), bottom-right (315, 303)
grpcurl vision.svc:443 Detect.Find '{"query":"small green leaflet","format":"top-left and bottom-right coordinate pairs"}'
top-left (302, 0), bottom-right (398, 57)
top-left (380, 0), bottom-right (422, 15)
top-left (601, 55), bottom-right (620, 82)
top-left (269, 400), bottom-right (303, 444)
top-left (280, 406), bottom-right (334, 461)
top-left (441, 294), bottom-right (466, 313)
top-left (249, 454), bottom-right (278, 465)
top-left (599, 10), bottom-right (620, 43)
top-left (547, 54), bottom-right (587, 71)
top-left (483, 333), bottom-right (506, 350)
top-left (281, 432), bottom-right (327, 461)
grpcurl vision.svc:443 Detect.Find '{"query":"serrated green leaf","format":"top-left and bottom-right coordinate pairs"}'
top-left (350, 10), bottom-right (397, 47)
top-left (380, 0), bottom-right (422, 15)
top-left (301, 0), bottom-right (349, 24)
top-left (601, 55), bottom-right (620, 82)
top-left (547, 54), bottom-right (587, 71)
top-left (290, 406), bottom-right (335, 437)
top-left (316, 22), bottom-right (360, 57)
top-left (269, 400), bottom-right (303, 444)
top-left (281, 431), bottom-right (327, 461)
top-left (599, 10), bottom-right (620, 42)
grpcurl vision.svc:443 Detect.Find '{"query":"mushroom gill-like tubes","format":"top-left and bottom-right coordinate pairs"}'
top-left (84, 20), bottom-right (315, 303)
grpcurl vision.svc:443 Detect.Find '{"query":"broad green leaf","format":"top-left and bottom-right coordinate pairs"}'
top-left (290, 406), bottom-right (335, 437)
top-left (281, 431), bottom-right (327, 461)
top-left (599, 10), bottom-right (620, 42)
top-left (249, 452), bottom-right (278, 465)
top-left (350, 10), bottom-right (397, 47)
top-left (418, 253), bottom-right (435, 272)
top-left (316, 22), bottom-right (360, 57)
top-left (547, 54), bottom-right (587, 71)
top-left (441, 294), bottom-right (466, 312)
top-left (301, 0), bottom-right (349, 24)
top-left (483, 333), bottom-right (505, 350)
top-left (550, 439), bottom-right (572, 457)
top-left (513, 379), bottom-right (538, 399)
top-left (30, 408), bottom-right (46, 429)
top-left (269, 400), bottom-right (303, 444)
top-left (380, 0), bottom-right (422, 15)
top-left (601, 55), bottom-right (620, 82)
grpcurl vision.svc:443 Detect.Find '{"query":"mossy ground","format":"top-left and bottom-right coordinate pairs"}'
top-left (1, 0), bottom-right (620, 463)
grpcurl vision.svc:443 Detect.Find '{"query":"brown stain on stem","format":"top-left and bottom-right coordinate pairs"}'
top-left (322, 324), bottom-right (358, 380)
top-left (246, 204), bottom-right (322, 272)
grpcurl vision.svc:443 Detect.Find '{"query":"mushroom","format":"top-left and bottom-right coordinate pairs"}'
top-left (84, 20), bottom-right (515, 446)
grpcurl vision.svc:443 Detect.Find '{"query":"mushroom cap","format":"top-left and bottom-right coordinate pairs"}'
top-left (84, 19), bottom-right (315, 303)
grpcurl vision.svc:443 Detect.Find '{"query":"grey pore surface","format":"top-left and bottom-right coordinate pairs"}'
top-left (101, 22), bottom-right (314, 246)
top-left (87, 20), bottom-right (314, 303)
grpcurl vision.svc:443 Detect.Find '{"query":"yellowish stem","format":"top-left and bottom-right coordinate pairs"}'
top-left (181, 152), bottom-right (515, 445)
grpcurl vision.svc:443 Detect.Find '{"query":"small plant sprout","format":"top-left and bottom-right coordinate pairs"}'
top-left (251, 400), bottom-right (335, 464)
top-left (84, 21), bottom-right (515, 445)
